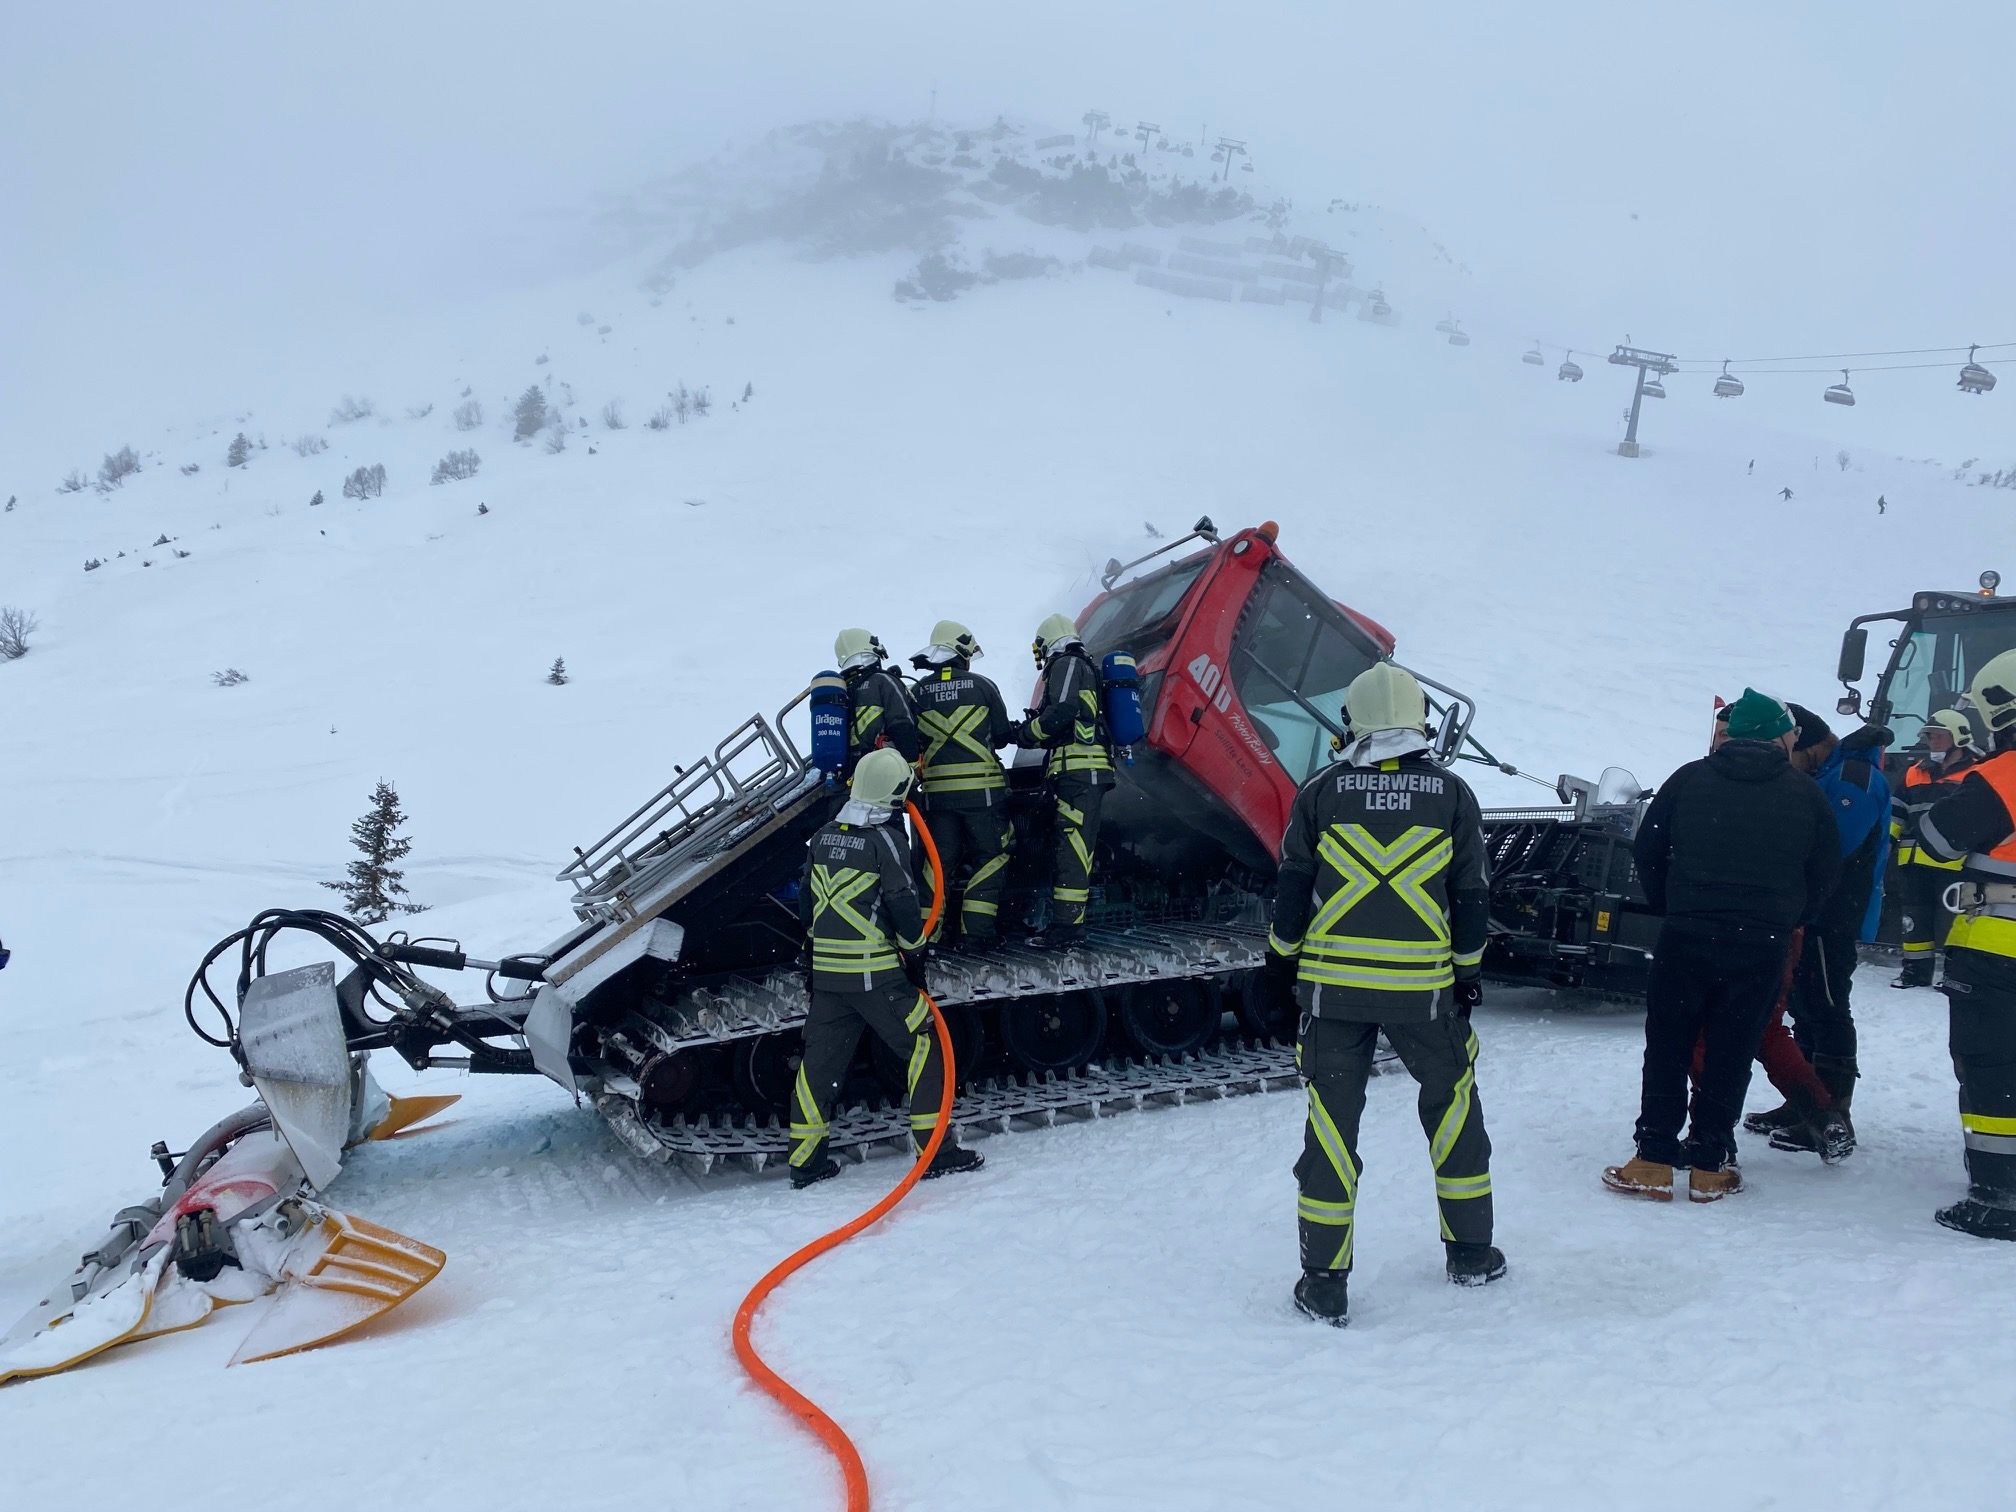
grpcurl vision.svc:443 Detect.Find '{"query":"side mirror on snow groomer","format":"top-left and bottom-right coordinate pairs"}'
top-left (1837, 626), bottom-right (1868, 685)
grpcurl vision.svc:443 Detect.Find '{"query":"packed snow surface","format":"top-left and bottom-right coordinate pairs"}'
top-left (3, 122), bottom-right (2010, 1510)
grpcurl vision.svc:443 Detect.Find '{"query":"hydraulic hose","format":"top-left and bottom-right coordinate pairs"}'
top-left (730, 799), bottom-right (957, 1512)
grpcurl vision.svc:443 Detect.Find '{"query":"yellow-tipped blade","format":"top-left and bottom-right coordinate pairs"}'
top-left (366, 1093), bottom-right (461, 1141)
top-left (0, 1250), bottom-right (167, 1386)
top-left (229, 1210), bottom-right (445, 1367)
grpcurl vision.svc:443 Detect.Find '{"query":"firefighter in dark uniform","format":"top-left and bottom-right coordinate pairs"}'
top-left (1014, 613), bottom-right (1115, 948)
top-left (1892, 709), bottom-right (1980, 988)
top-left (1262, 662), bottom-right (1503, 1326)
top-left (907, 620), bottom-right (1015, 947)
top-left (790, 748), bottom-right (983, 1189)
top-left (1915, 651), bottom-right (2016, 1239)
top-left (834, 627), bottom-right (921, 776)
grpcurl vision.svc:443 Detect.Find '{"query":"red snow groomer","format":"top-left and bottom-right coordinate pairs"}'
top-left (5, 518), bottom-right (1656, 1384)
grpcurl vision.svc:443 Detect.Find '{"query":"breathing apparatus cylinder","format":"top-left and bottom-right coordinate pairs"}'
top-left (808, 671), bottom-right (849, 779)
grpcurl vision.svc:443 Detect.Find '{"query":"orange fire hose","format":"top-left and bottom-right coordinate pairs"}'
top-left (730, 798), bottom-right (955, 1512)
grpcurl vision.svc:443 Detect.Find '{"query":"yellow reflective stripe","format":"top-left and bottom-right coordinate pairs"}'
top-left (1332, 823), bottom-right (1440, 873)
top-left (909, 1113), bottom-right (941, 1130)
top-left (1948, 914), bottom-right (2016, 956)
top-left (1451, 946), bottom-right (1484, 968)
top-left (788, 1068), bottom-right (829, 1165)
top-left (1389, 837), bottom-right (1454, 942)
top-left (1066, 828), bottom-right (1094, 874)
top-left (1056, 799), bottom-right (1086, 826)
top-left (906, 1029), bottom-right (931, 1092)
top-left (851, 703), bottom-right (883, 739)
top-left (1053, 886), bottom-right (1090, 902)
top-left (1297, 1195), bottom-right (1355, 1224)
top-left (1435, 1173), bottom-right (1493, 1199)
top-left (1962, 1113), bottom-right (2016, 1136)
top-left (962, 898), bottom-right (999, 916)
top-left (1429, 1034), bottom-right (1480, 1169)
top-left (1300, 961), bottom-right (1455, 990)
top-left (1267, 929), bottom-right (1302, 957)
top-left (1304, 936), bottom-right (1451, 960)
top-left (1311, 834), bottom-right (1379, 930)
top-left (967, 852), bottom-right (1009, 887)
top-left (905, 992), bottom-right (930, 1033)
top-left (1901, 941), bottom-right (1936, 955)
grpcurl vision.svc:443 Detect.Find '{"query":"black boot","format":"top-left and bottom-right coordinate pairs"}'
top-left (920, 1143), bottom-right (985, 1180)
top-left (1028, 925), bottom-right (1085, 951)
top-left (1445, 1242), bottom-right (1507, 1287)
top-left (1770, 1106), bottom-right (1855, 1162)
top-left (1743, 1102), bottom-right (1805, 1135)
top-left (1293, 1269), bottom-right (1350, 1326)
top-left (790, 1152), bottom-right (842, 1190)
top-left (1813, 1054), bottom-right (1859, 1154)
top-left (1892, 961), bottom-right (1934, 989)
top-left (1936, 1191), bottom-right (2016, 1241)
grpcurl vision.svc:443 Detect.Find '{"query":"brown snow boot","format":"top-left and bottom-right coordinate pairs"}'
top-left (1602, 1156), bottom-right (1675, 1201)
top-left (1689, 1164), bottom-right (1744, 1202)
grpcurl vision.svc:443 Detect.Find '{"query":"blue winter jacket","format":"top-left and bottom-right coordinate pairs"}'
top-left (1813, 735), bottom-right (1891, 941)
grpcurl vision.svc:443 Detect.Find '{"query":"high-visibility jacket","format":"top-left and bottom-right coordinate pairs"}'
top-left (1267, 750), bottom-right (1490, 1023)
top-left (798, 814), bottom-right (926, 991)
top-left (1893, 751), bottom-right (1977, 870)
top-left (909, 663), bottom-right (1012, 808)
top-left (1920, 749), bottom-right (2016, 993)
top-left (1022, 650), bottom-right (1114, 782)
top-left (843, 666), bottom-right (921, 771)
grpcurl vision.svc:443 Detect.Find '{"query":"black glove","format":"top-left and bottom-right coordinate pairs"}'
top-left (1453, 978), bottom-right (1484, 1017)
top-left (901, 951), bottom-right (930, 993)
top-left (798, 939), bottom-right (814, 974)
top-left (1261, 950), bottom-right (1299, 1010)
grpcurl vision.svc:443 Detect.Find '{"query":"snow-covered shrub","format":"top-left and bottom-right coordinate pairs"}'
top-left (453, 399), bottom-right (483, 431)
top-left (431, 449), bottom-right (480, 484)
top-left (646, 405), bottom-right (672, 430)
top-left (543, 421), bottom-right (568, 454)
top-left (180, 462), bottom-right (201, 476)
top-left (99, 446), bottom-right (140, 487)
top-left (692, 387), bottom-right (712, 417)
top-left (292, 434), bottom-right (328, 456)
top-left (342, 463), bottom-right (387, 500)
top-left (406, 402), bottom-right (434, 420)
top-left (57, 469), bottom-right (88, 494)
top-left (227, 433), bottom-right (253, 468)
top-left (330, 394), bottom-right (374, 424)
top-left (601, 400), bottom-right (626, 429)
top-left (212, 667), bottom-right (250, 686)
top-left (0, 605), bottom-right (39, 660)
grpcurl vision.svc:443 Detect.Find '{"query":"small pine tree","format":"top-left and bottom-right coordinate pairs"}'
top-left (513, 385), bottom-right (549, 440)
top-left (547, 656), bottom-right (569, 685)
top-left (309, 489), bottom-right (324, 507)
top-left (741, 382), bottom-right (753, 402)
top-left (323, 779), bottom-right (422, 923)
top-left (227, 433), bottom-right (253, 467)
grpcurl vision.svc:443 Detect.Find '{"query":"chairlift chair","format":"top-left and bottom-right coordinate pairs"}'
top-left (1522, 342), bottom-right (1545, 366)
top-left (1558, 352), bottom-right (1584, 382)
top-left (1713, 360), bottom-right (1745, 398)
top-left (1824, 369), bottom-right (1856, 406)
top-left (1643, 376), bottom-right (1667, 399)
top-left (1448, 325), bottom-right (1471, 346)
top-left (1959, 345), bottom-right (1997, 395)
top-left (1435, 315), bottom-right (1456, 334)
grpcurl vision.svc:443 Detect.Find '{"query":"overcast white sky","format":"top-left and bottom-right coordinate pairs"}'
top-left (4, 1), bottom-right (2012, 466)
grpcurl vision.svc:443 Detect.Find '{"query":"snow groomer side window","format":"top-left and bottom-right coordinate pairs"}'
top-left (1231, 564), bottom-right (1382, 782)
top-left (1080, 557), bottom-right (1209, 654)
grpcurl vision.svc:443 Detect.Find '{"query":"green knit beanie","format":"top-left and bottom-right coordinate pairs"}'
top-left (1725, 687), bottom-right (1794, 742)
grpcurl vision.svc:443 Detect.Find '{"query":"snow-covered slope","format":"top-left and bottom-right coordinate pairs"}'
top-left (3, 120), bottom-right (2010, 1510)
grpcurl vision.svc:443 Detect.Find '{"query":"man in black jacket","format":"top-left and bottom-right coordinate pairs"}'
top-left (1605, 688), bottom-right (1840, 1201)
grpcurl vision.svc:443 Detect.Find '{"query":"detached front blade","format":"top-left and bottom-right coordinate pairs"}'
top-left (230, 1209), bottom-right (445, 1366)
top-left (0, 1249), bottom-right (168, 1386)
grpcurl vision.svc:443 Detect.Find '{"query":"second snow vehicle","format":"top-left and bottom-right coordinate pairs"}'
top-left (1837, 568), bottom-right (2013, 946)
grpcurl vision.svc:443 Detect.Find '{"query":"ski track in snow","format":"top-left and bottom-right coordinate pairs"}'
top-left (4, 155), bottom-right (2014, 1509)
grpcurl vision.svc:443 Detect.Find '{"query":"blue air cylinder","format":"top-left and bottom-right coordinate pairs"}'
top-left (808, 671), bottom-right (850, 779)
top-left (1102, 652), bottom-right (1146, 762)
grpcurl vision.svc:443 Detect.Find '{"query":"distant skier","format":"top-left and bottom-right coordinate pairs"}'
top-left (1748, 460), bottom-right (1755, 475)
top-left (1878, 495), bottom-right (1888, 514)
top-left (1263, 662), bottom-right (1503, 1326)
top-left (1779, 487), bottom-right (1794, 502)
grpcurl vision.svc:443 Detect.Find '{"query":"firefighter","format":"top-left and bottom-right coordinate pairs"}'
top-left (1891, 710), bottom-right (1980, 988)
top-left (1262, 662), bottom-right (1502, 1326)
top-left (833, 628), bottom-right (921, 776)
top-left (907, 620), bottom-right (1015, 947)
top-left (1013, 613), bottom-right (1114, 949)
top-left (1914, 650), bottom-right (2016, 1239)
top-left (791, 747), bottom-right (983, 1189)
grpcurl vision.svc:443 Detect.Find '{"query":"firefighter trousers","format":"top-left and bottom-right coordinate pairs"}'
top-left (789, 983), bottom-right (946, 1169)
top-left (919, 803), bottom-right (1012, 943)
top-left (1896, 864), bottom-right (1948, 969)
top-left (1950, 984), bottom-right (2016, 1197)
top-left (1294, 1011), bottom-right (1493, 1273)
top-left (1048, 776), bottom-right (1107, 931)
